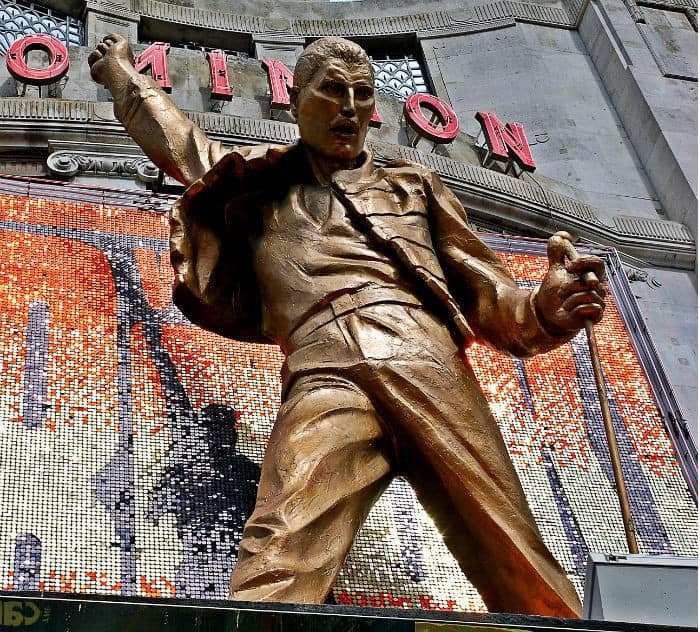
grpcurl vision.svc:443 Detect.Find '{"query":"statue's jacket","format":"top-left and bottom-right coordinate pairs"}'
top-left (170, 142), bottom-right (568, 359)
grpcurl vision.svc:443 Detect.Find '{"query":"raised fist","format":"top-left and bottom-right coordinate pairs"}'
top-left (88, 34), bottom-right (135, 87)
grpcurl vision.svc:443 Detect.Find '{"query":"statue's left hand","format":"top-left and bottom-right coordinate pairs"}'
top-left (535, 233), bottom-right (606, 336)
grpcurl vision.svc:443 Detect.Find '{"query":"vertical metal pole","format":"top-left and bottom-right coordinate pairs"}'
top-left (584, 319), bottom-right (640, 554)
top-left (556, 232), bottom-right (640, 554)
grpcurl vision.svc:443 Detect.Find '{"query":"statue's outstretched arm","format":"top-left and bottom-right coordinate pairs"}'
top-left (427, 170), bottom-right (605, 357)
top-left (88, 34), bottom-right (226, 186)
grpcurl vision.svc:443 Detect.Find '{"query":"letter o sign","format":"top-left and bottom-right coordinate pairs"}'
top-left (404, 93), bottom-right (459, 144)
top-left (6, 34), bottom-right (70, 85)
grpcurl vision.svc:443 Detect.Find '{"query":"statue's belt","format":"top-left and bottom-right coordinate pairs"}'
top-left (287, 285), bottom-right (422, 346)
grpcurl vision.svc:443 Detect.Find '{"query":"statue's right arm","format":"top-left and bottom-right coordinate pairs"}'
top-left (88, 35), bottom-right (227, 186)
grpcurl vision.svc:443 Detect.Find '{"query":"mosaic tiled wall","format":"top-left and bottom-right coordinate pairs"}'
top-left (0, 191), bottom-right (696, 612)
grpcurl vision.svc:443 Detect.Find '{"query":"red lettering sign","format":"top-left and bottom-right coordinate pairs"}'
top-left (262, 59), bottom-right (294, 110)
top-left (134, 42), bottom-right (171, 92)
top-left (5, 34), bottom-right (69, 86)
top-left (369, 104), bottom-right (382, 129)
top-left (262, 58), bottom-right (382, 127)
top-left (475, 111), bottom-right (536, 172)
top-left (206, 49), bottom-right (232, 100)
top-left (404, 93), bottom-right (459, 144)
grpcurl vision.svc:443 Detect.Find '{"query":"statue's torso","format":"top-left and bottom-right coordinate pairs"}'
top-left (251, 181), bottom-right (416, 345)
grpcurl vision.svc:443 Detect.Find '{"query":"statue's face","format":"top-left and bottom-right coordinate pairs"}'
top-left (292, 57), bottom-right (374, 165)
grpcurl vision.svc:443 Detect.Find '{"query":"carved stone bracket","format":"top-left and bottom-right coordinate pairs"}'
top-left (624, 265), bottom-right (663, 287)
top-left (47, 140), bottom-right (158, 184)
top-left (85, 0), bottom-right (140, 46)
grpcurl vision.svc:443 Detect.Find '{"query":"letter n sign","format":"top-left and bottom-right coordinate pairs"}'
top-left (475, 111), bottom-right (536, 172)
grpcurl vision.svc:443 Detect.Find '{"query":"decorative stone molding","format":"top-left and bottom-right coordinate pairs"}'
top-left (0, 98), bottom-right (693, 269)
top-left (85, 0), bottom-right (140, 20)
top-left (294, 12), bottom-right (469, 37)
top-left (47, 140), bottom-right (159, 183)
top-left (0, 98), bottom-right (91, 121)
top-left (619, 0), bottom-right (698, 26)
top-left (185, 111), bottom-right (297, 145)
top-left (637, 0), bottom-right (697, 10)
top-left (614, 215), bottom-right (694, 243)
top-left (134, 0), bottom-right (584, 39)
top-left (134, 0), bottom-right (267, 34)
top-left (562, 0), bottom-right (590, 24)
top-left (472, 0), bottom-right (572, 27)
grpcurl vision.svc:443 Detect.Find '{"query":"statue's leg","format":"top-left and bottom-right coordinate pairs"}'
top-left (228, 372), bottom-right (393, 603)
top-left (400, 368), bottom-right (583, 618)
top-left (353, 305), bottom-right (582, 618)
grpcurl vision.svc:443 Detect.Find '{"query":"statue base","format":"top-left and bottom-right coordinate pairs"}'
top-left (0, 591), bottom-right (692, 631)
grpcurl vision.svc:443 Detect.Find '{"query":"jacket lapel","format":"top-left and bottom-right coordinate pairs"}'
top-left (332, 156), bottom-right (474, 345)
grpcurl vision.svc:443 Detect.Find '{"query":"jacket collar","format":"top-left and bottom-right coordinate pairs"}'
top-left (328, 148), bottom-right (384, 194)
top-left (330, 149), bottom-right (375, 184)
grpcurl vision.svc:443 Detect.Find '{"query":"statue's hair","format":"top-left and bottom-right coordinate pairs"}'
top-left (293, 37), bottom-right (373, 89)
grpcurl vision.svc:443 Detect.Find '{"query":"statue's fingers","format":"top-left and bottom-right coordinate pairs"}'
top-left (96, 42), bottom-right (109, 55)
top-left (103, 34), bottom-right (120, 44)
top-left (547, 233), bottom-right (569, 267)
top-left (87, 50), bottom-right (103, 66)
top-left (557, 277), bottom-right (592, 298)
top-left (565, 255), bottom-right (605, 282)
top-left (561, 290), bottom-right (605, 314)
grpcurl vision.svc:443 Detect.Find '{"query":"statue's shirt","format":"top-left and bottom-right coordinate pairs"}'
top-left (172, 143), bottom-right (565, 358)
top-left (251, 181), bottom-right (416, 345)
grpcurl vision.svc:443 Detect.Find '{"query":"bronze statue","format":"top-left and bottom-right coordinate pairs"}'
top-left (89, 35), bottom-right (605, 617)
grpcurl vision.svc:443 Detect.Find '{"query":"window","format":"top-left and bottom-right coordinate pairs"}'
top-left (370, 56), bottom-right (428, 100)
top-left (0, 0), bottom-right (83, 55)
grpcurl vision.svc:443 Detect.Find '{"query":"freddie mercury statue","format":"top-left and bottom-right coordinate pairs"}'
top-left (89, 34), bottom-right (606, 617)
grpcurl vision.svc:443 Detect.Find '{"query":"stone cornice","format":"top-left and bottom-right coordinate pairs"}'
top-left (0, 97), bottom-right (692, 269)
top-left (133, 0), bottom-right (587, 37)
top-left (85, 0), bottom-right (140, 20)
top-left (636, 0), bottom-right (697, 10)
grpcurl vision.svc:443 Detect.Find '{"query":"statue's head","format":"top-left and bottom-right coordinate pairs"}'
top-left (290, 37), bottom-right (375, 169)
